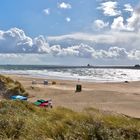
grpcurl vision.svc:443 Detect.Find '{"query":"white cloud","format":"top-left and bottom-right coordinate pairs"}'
top-left (111, 16), bottom-right (125, 30)
top-left (126, 6), bottom-right (140, 32)
top-left (91, 47), bottom-right (128, 59)
top-left (0, 28), bottom-right (51, 54)
top-left (62, 44), bottom-right (94, 58)
top-left (0, 28), bottom-right (140, 61)
top-left (65, 17), bottom-right (71, 22)
top-left (49, 44), bottom-right (129, 59)
top-left (47, 31), bottom-right (140, 50)
top-left (58, 2), bottom-right (72, 9)
top-left (0, 28), bottom-right (33, 53)
top-left (128, 50), bottom-right (140, 60)
top-left (0, 45), bottom-right (139, 61)
top-left (97, 1), bottom-right (121, 16)
top-left (124, 4), bottom-right (133, 12)
top-left (33, 35), bottom-right (50, 53)
top-left (43, 8), bottom-right (50, 15)
top-left (54, 44), bottom-right (140, 60)
top-left (110, 4), bottom-right (140, 32)
top-left (94, 19), bottom-right (109, 29)
top-left (0, 53), bottom-right (22, 58)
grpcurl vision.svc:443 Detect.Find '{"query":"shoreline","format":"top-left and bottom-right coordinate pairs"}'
top-left (4, 73), bottom-right (140, 83)
top-left (3, 74), bottom-right (140, 118)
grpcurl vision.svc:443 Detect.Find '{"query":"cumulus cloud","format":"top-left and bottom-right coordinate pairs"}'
top-left (0, 28), bottom-right (140, 61)
top-left (43, 8), bottom-right (50, 15)
top-left (58, 2), bottom-right (72, 9)
top-left (126, 5), bottom-right (140, 32)
top-left (0, 28), bottom-right (51, 54)
top-left (33, 35), bottom-right (50, 53)
top-left (97, 1), bottom-right (121, 16)
top-left (62, 44), bottom-right (95, 58)
top-left (94, 19), bottom-right (109, 29)
top-left (124, 4), bottom-right (133, 12)
top-left (54, 44), bottom-right (140, 60)
top-left (65, 17), bottom-right (71, 22)
top-left (111, 16), bottom-right (125, 30)
top-left (0, 28), bottom-right (33, 53)
top-left (128, 50), bottom-right (140, 60)
top-left (49, 44), bottom-right (129, 59)
top-left (110, 4), bottom-right (140, 32)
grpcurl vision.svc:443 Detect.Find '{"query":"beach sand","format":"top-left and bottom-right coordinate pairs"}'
top-left (5, 74), bottom-right (140, 118)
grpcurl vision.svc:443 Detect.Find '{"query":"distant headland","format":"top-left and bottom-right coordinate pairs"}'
top-left (0, 64), bottom-right (140, 70)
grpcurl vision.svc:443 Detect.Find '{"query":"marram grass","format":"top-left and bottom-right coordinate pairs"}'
top-left (0, 100), bottom-right (140, 140)
top-left (0, 75), bottom-right (140, 140)
top-left (0, 75), bottom-right (28, 98)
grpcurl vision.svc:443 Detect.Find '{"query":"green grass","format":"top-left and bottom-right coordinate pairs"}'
top-left (0, 100), bottom-right (140, 140)
top-left (0, 75), bottom-right (140, 139)
top-left (0, 75), bottom-right (28, 98)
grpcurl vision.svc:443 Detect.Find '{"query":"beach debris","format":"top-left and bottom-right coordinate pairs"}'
top-left (52, 81), bottom-right (56, 85)
top-left (76, 84), bottom-right (82, 92)
top-left (124, 81), bottom-right (129, 83)
top-left (34, 99), bottom-right (53, 108)
top-left (32, 80), bottom-right (37, 85)
top-left (11, 95), bottom-right (28, 101)
top-left (44, 80), bottom-right (48, 85)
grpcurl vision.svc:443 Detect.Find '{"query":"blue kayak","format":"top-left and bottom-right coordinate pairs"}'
top-left (11, 95), bottom-right (28, 100)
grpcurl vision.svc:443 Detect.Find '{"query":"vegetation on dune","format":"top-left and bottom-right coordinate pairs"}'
top-left (0, 75), bottom-right (140, 139)
top-left (0, 100), bottom-right (140, 140)
top-left (0, 75), bottom-right (28, 98)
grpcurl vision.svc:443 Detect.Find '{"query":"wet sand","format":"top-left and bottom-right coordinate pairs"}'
top-left (5, 74), bottom-right (140, 118)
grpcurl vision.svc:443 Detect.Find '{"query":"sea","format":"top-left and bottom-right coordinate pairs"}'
top-left (0, 65), bottom-right (140, 82)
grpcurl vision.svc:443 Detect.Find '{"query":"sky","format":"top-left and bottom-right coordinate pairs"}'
top-left (0, 0), bottom-right (140, 65)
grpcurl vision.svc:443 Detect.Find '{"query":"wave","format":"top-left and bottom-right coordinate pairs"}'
top-left (0, 68), bottom-right (140, 82)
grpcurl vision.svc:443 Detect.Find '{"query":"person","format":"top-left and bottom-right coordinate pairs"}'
top-left (78, 78), bottom-right (80, 83)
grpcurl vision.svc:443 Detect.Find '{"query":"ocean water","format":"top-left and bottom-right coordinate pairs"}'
top-left (0, 65), bottom-right (140, 82)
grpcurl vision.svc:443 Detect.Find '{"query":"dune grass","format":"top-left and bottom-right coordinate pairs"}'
top-left (0, 75), bottom-right (140, 139)
top-left (0, 75), bottom-right (28, 98)
top-left (0, 100), bottom-right (140, 140)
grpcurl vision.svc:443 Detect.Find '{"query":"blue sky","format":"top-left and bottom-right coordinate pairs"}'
top-left (0, 0), bottom-right (140, 65)
top-left (0, 0), bottom-right (99, 36)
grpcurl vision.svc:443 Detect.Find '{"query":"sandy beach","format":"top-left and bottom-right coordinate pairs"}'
top-left (5, 74), bottom-right (140, 118)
